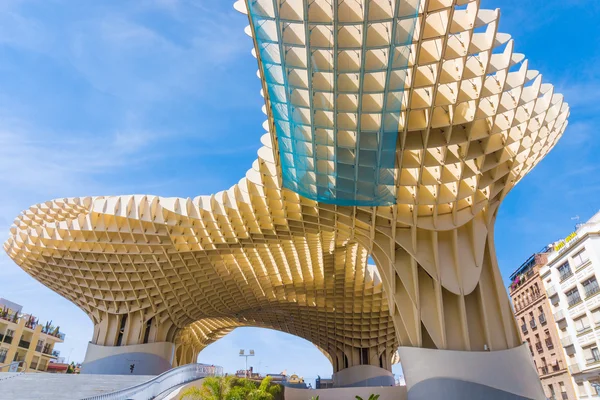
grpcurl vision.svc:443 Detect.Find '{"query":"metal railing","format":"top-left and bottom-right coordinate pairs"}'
top-left (530, 319), bottom-right (537, 330)
top-left (0, 360), bottom-right (27, 375)
top-left (82, 363), bottom-right (222, 400)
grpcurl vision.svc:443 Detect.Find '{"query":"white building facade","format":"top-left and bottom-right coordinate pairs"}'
top-left (542, 211), bottom-right (600, 398)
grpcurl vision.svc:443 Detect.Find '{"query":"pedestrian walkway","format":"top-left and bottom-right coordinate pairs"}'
top-left (0, 372), bottom-right (154, 400)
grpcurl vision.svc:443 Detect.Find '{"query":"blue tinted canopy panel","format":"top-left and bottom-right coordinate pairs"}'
top-left (248, 0), bottom-right (420, 206)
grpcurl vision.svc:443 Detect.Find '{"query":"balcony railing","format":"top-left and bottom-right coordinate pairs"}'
top-left (545, 338), bottom-right (554, 349)
top-left (35, 345), bottom-right (43, 352)
top-left (539, 313), bottom-right (547, 325)
top-left (560, 270), bottom-right (574, 282)
top-left (585, 285), bottom-right (600, 298)
top-left (561, 336), bottom-right (574, 347)
top-left (554, 310), bottom-right (566, 321)
top-left (541, 366), bottom-right (549, 375)
top-left (41, 348), bottom-right (59, 357)
top-left (530, 319), bottom-right (537, 329)
top-left (535, 342), bottom-right (543, 353)
top-left (521, 324), bottom-right (528, 334)
top-left (18, 340), bottom-right (30, 349)
top-left (567, 294), bottom-right (582, 307)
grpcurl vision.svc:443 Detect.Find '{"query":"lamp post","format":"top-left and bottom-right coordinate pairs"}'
top-left (239, 349), bottom-right (255, 378)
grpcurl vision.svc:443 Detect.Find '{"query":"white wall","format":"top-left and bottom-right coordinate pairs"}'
top-left (284, 386), bottom-right (406, 400)
top-left (333, 365), bottom-right (394, 387)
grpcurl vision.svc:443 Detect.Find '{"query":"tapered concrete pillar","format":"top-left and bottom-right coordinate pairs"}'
top-left (81, 312), bottom-right (178, 375)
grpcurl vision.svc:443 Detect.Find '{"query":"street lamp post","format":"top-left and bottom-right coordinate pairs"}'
top-left (239, 349), bottom-right (255, 378)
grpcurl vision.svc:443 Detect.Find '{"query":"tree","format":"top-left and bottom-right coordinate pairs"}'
top-left (179, 386), bottom-right (203, 400)
top-left (247, 376), bottom-right (281, 400)
top-left (355, 395), bottom-right (380, 400)
top-left (226, 378), bottom-right (256, 400)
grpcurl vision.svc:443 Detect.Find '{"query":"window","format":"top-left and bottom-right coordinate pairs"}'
top-left (540, 357), bottom-right (548, 374)
top-left (573, 248), bottom-right (589, 268)
top-left (575, 315), bottom-right (591, 333)
top-left (566, 287), bottom-right (582, 307)
top-left (5, 329), bottom-right (14, 337)
top-left (593, 381), bottom-right (600, 396)
top-left (592, 308), bottom-right (600, 326)
top-left (558, 262), bottom-right (573, 281)
top-left (559, 382), bottom-right (567, 400)
top-left (584, 346), bottom-right (600, 364)
top-left (545, 329), bottom-right (554, 349)
top-left (539, 306), bottom-right (547, 324)
top-left (576, 381), bottom-right (586, 397)
top-left (35, 340), bottom-right (43, 352)
top-left (583, 276), bottom-right (600, 298)
top-left (0, 348), bottom-right (6, 363)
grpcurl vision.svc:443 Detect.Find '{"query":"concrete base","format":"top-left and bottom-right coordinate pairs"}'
top-left (81, 342), bottom-right (175, 375)
top-left (285, 386), bottom-right (406, 400)
top-left (398, 344), bottom-right (545, 400)
top-left (333, 365), bottom-right (394, 387)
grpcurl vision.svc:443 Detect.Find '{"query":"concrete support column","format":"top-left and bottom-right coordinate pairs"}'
top-left (398, 345), bottom-right (545, 399)
top-left (82, 311), bottom-right (178, 375)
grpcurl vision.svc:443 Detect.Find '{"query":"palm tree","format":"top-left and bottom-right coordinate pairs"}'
top-left (355, 395), bottom-right (380, 400)
top-left (179, 376), bottom-right (233, 400)
top-left (179, 386), bottom-right (204, 400)
top-left (247, 376), bottom-right (281, 400)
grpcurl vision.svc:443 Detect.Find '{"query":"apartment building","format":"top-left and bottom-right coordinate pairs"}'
top-left (509, 248), bottom-right (577, 399)
top-left (0, 298), bottom-right (65, 372)
top-left (541, 211), bottom-right (600, 398)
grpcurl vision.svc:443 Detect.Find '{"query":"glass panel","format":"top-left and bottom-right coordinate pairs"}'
top-left (247, 0), bottom-right (421, 206)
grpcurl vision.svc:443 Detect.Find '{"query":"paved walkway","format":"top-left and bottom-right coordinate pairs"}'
top-left (0, 372), bottom-right (154, 399)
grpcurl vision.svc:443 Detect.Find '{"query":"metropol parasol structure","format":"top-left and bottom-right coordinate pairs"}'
top-left (4, 0), bottom-right (569, 398)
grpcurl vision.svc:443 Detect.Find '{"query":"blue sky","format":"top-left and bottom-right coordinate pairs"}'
top-left (0, 0), bottom-right (598, 384)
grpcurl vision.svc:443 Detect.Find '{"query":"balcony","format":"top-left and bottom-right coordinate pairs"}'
top-left (545, 338), bottom-right (554, 349)
top-left (35, 344), bottom-right (43, 352)
top-left (585, 285), bottom-right (600, 299)
top-left (535, 342), bottom-right (543, 353)
top-left (561, 336), bottom-right (574, 347)
top-left (547, 285), bottom-right (557, 298)
top-left (521, 324), bottom-right (528, 335)
top-left (560, 270), bottom-right (574, 282)
top-left (539, 313), bottom-right (547, 325)
top-left (41, 348), bottom-right (59, 357)
top-left (530, 319), bottom-right (537, 330)
top-left (567, 294), bottom-right (582, 308)
top-left (586, 356), bottom-right (600, 365)
top-left (541, 365), bottom-right (549, 375)
top-left (554, 310), bottom-right (566, 321)
top-left (3, 336), bottom-right (13, 345)
top-left (18, 340), bottom-right (30, 349)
